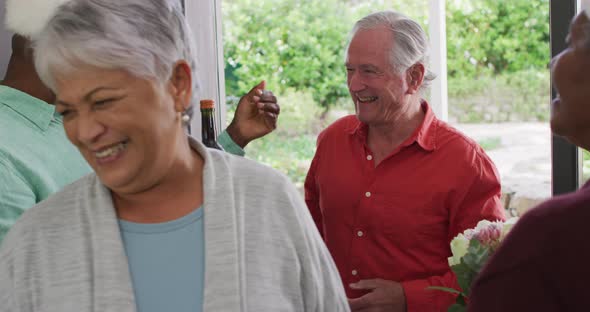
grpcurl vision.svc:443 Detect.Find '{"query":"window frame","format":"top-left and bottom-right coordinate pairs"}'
top-left (184, 0), bottom-right (227, 138)
top-left (550, 0), bottom-right (580, 195)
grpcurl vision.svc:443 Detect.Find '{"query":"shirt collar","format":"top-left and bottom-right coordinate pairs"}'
top-left (348, 100), bottom-right (438, 152)
top-left (0, 85), bottom-right (56, 131)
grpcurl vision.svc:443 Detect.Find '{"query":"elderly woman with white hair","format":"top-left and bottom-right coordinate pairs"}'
top-left (0, 0), bottom-right (349, 311)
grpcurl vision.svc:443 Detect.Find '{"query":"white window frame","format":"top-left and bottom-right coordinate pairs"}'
top-left (184, 0), bottom-right (227, 138)
top-left (428, 0), bottom-right (448, 121)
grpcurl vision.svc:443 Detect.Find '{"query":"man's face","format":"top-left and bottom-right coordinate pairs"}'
top-left (550, 13), bottom-right (590, 146)
top-left (345, 26), bottom-right (410, 127)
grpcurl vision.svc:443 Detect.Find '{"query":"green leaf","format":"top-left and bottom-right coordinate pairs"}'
top-left (451, 262), bottom-right (477, 296)
top-left (463, 240), bottom-right (492, 273)
top-left (456, 295), bottom-right (466, 306)
top-left (427, 286), bottom-right (465, 296)
top-left (448, 303), bottom-right (467, 312)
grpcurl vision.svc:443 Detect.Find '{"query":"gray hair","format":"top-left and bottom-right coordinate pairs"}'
top-left (33, 0), bottom-right (199, 119)
top-left (347, 10), bottom-right (436, 90)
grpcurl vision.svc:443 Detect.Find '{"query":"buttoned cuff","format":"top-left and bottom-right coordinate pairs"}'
top-left (217, 130), bottom-right (245, 157)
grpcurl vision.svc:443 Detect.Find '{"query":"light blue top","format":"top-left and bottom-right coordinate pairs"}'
top-left (118, 207), bottom-right (205, 312)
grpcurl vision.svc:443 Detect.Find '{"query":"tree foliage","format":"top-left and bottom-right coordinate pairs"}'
top-left (223, 0), bottom-right (352, 109)
top-left (446, 0), bottom-right (549, 76)
top-left (222, 0), bottom-right (549, 109)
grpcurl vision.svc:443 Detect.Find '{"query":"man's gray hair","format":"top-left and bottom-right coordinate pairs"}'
top-left (347, 10), bottom-right (436, 90)
top-left (34, 0), bottom-right (199, 118)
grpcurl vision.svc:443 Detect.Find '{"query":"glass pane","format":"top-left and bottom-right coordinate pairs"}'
top-left (221, 0), bottom-right (430, 190)
top-left (221, 0), bottom-right (552, 216)
top-left (448, 1), bottom-right (551, 216)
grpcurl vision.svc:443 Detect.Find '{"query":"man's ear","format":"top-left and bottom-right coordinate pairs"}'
top-left (169, 60), bottom-right (192, 113)
top-left (406, 63), bottom-right (425, 94)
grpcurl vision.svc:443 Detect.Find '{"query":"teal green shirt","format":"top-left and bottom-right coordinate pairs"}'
top-left (0, 85), bottom-right (244, 244)
top-left (0, 86), bottom-right (92, 243)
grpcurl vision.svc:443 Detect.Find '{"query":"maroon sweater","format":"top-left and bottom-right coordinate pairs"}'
top-left (468, 182), bottom-right (590, 312)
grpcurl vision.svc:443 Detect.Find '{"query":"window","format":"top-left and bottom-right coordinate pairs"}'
top-left (211, 0), bottom-right (572, 211)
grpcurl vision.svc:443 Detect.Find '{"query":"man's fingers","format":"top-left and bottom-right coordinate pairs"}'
top-left (348, 294), bottom-right (373, 311)
top-left (350, 279), bottom-right (382, 290)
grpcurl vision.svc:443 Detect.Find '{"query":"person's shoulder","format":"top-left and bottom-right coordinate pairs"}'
top-left (494, 187), bottom-right (590, 260)
top-left (208, 148), bottom-right (302, 205)
top-left (434, 119), bottom-right (495, 164)
top-left (0, 110), bottom-right (29, 155)
top-left (434, 120), bottom-right (481, 150)
top-left (207, 148), bottom-right (291, 188)
top-left (0, 174), bottom-right (96, 252)
top-left (318, 115), bottom-right (359, 141)
top-left (520, 187), bottom-right (590, 230)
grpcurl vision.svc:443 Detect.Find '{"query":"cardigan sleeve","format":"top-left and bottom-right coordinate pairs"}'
top-left (285, 179), bottom-right (350, 312)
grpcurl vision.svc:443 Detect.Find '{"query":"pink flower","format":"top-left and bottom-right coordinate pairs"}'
top-left (474, 223), bottom-right (502, 247)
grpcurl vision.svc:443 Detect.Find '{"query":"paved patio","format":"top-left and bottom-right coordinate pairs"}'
top-left (454, 122), bottom-right (552, 215)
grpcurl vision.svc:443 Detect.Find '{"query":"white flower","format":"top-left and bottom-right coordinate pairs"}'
top-left (473, 219), bottom-right (493, 233)
top-left (448, 233), bottom-right (470, 266)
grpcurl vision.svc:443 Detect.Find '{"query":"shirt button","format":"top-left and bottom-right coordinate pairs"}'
top-left (366, 155), bottom-right (373, 160)
top-left (357, 230), bottom-right (364, 237)
top-left (352, 269), bottom-right (358, 276)
top-left (365, 192), bottom-right (371, 198)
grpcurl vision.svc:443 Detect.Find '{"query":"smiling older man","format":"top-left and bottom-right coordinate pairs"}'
top-left (304, 10), bottom-right (506, 312)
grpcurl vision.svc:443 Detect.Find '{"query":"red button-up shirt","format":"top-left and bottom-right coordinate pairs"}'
top-left (304, 102), bottom-right (505, 311)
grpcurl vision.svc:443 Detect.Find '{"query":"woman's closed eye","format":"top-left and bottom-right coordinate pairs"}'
top-left (58, 109), bottom-right (72, 117)
top-left (94, 98), bottom-right (114, 107)
top-left (93, 96), bottom-right (125, 109)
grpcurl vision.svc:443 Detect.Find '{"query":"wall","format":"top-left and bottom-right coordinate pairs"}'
top-left (0, 0), bottom-right (13, 79)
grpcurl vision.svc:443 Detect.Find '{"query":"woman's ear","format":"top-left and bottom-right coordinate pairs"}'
top-left (406, 63), bottom-right (425, 94)
top-left (169, 60), bottom-right (192, 112)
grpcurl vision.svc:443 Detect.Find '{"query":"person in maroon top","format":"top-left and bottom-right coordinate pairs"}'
top-left (468, 11), bottom-right (590, 312)
top-left (304, 10), bottom-right (506, 312)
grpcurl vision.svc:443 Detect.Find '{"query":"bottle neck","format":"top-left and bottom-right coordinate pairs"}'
top-left (201, 108), bottom-right (219, 146)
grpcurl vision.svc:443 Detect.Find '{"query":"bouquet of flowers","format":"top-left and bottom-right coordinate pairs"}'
top-left (430, 218), bottom-right (519, 311)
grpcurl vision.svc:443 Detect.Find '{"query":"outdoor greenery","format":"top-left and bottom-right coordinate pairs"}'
top-left (583, 150), bottom-right (590, 183)
top-left (222, 0), bottom-right (551, 185)
top-left (446, 0), bottom-right (550, 76)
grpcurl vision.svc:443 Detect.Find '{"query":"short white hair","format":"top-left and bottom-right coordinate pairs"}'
top-left (347, 10), bottom-right (436, 90)
top-left (34, 0), bottom-right (199, 118)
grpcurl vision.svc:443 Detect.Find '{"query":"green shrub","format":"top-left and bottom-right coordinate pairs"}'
top-left (446, 0), bottom-right (549, 77)
top-left (245, 133), bottom-right (317, 189)
top-left (273, 89), bottom-right (323, 136)
top-left (448, 70), bottom-right (550, 123)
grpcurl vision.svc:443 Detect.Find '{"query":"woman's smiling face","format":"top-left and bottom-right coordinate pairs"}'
top-left (54, 66), bottom-right (185, 194)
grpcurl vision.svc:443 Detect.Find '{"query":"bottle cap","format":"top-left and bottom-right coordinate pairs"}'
top-left (200, 99), bottom-right (215, 109)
